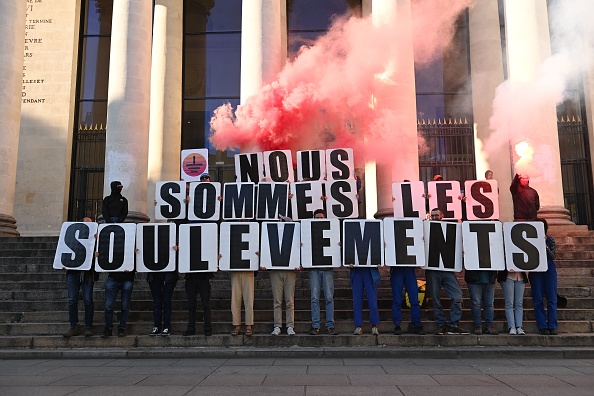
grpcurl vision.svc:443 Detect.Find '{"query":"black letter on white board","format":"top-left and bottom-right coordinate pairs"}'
top-left (294, 183), bottom-right (313, 219)
top-left (189, 226), bottom-right (209, 271)
top-left (329, 149), bottom-right (350, 179)
top-left (160, 182), bottom-right (182, 218)
top-left (62, 223), bottom-right (89, 268)
top-left (329, 181), bottom-right (353, 217)
top-left (257, 184), bottom-right (288, 218)
top-left (470, 182), bottom-right (494, 219)
top-left (469, 223), bottom-right (496, 268)
top-left (393, 220), bottom-right (416, 265)
top-left (142, 225), bottom-right (170, 271)
top-left (436, 183), bottom-right (454, 217)
top-left (511, 223), bottom-right (540, 270)
top-left (310, 221), bottom-right (332, 266)
top-left (98, 225), bottom-right (125, 271)
top-left (229, 224), bottom-right (251, 270)
top-left (427, 223), bottom-right (457, 269)
top-left (300, 151), bottom-right (321, 180)
top-left (238, 154), bottom-right (260, 183)
top-left (192, 183), bottom-right (217, 219)
top-left (344, 222), bottom-right (382, 265)
top-left (400, 184), bottom-right (419, 218)
top-left (267, 223), bottom-right (295, 267)
top-left (224, 184), bottom-right (255, 219)
top-left (268, 151), bottom-right (290, 182)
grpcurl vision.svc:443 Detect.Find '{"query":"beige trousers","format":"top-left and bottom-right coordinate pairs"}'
top-left (269, 270), bottom-right (296, 328)
top-left (230, 271), bottom-right (255, 326)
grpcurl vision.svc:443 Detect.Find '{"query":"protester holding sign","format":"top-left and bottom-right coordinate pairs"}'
top-left (147, 271), bottom-right (178, 336)
top-left (497, 269), bottom-right (528, 335)
top-left (425, 208), bottom-right (469, 335)
top-left (529, 218), bottom-right (559, 335)
top-left (390, 267), bottom-right (424, 335)
top-left (63, 217), bottom-right (98, 338)
top-left (464, 269), bottom-right (498, 335)
top-left (102, 270), bottom-right (135, 337)
top-left (102, 181), bottom-right (128, 223)
top-left (349, 265), bottom-right (381, 335)
top-left (308, 209), bottom-right (338, 335)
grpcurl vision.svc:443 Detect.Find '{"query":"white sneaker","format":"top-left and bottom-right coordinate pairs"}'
top-left (371, 326), bottom-right (380, 335)
top-left (353, 326), bottom-right (363, 335)
top-left (509, 327), bottom-right (517, 335)
top-left (287, 327), bottom-right (296, 335)
top-left (271, 327), bottom-right (281, 336)
top-left (516, 327), bottom-right (525, 335)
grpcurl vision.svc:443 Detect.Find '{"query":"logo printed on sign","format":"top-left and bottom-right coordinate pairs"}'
top-left (182, 153), bottom-right (207, 177)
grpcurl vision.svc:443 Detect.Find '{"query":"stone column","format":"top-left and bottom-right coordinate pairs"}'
top-left (469, 0), bottom-right (513, 221)
top-left (585, 66), bottom-right (594, 212)
top-left (370, 0), bottom-right (418, 219)
top-left (147, 0), bottom-right (183, 220)
top-left (240, 0), bottom-right (286, 105)
top-left (503, 0), bottom-right (572, 225)
top-left (104, 0), bottom-right (152, 223)
top-left (0, 3), bottom-right (27, 236)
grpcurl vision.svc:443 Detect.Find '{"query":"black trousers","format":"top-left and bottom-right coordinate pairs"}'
top-left (185, 278), bottom-right (212, 333)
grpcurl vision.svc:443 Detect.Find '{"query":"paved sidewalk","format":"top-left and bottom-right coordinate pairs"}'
top-left (1, 355), bottom-right (593, 395)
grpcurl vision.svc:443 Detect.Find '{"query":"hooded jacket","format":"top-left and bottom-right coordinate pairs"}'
top-left (102, 181), bottom-right (128, 223)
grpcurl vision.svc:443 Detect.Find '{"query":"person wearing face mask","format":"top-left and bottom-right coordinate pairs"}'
top-left (102, 181), bottom-right (128, 223)
top-left (510, 173), bottom-right (540, 221)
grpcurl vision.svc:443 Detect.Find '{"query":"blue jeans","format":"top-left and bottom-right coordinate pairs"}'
top-left (426, 270), bottom-right (463, 327)
top-left (309, 269), bottom-right (334, 329)
top-left (529, 261), bottom-right (558, 330)
top-left (467, 283), bottom-right (495, 327)
top-left (351, 268), bottom-right (380, 326)
top-left (66, 271), bottom-right (94, 329)
top-left (500, 278), bottom-right (525, 329)
top-left (104, 277), bottom-right (134, 331)
top-left (390, 267), bottom-right (421, 327)
top-left (147, 273), bottom-right (177, 330)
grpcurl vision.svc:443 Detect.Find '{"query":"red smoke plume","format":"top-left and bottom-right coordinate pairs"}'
top-left (210, 0), bottom-right (473, 166)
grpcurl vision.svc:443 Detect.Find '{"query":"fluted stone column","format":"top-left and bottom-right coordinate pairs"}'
top-left (504, 0), bottom-right (572, 225)
top-left (240, 0), bottom-right (285, 106)
top-left (147, 0), bottom-right (183, 221)
top-left (469, 0), bottom-right (513, 222)
top-left (370, 0), bottom-right (418, 219)
top-left (104, 0), bottom-right (152, 223)
top-left (0, 3), bottom-right (27, 236)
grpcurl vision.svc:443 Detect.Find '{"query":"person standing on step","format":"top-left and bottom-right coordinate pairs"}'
top-left (425, 208), bottom-right (469, 335)
top-left (465, 269), bottom-right (498, 335)
top-left (349, 264), bottom-right (381, 336)
top-left (497, 268), bottom-right (528, 335)
top-left (308, 209), bottom-right (338, 335)
top-left (147, 270), bottom-right (178, 337)
top-left (529, 218), bottom-right (559, 335)
top-left (63, 217), bottom-right (99, 338)
top-left (102, 181), bottom-right (128, 223)
top-left (102, 269), bottom-right (135, 338)
top-left (390, 265), bottom-right (424, 335)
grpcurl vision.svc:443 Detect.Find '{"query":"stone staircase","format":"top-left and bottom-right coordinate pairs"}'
top-left (0, 230), bottom-right (593, 349)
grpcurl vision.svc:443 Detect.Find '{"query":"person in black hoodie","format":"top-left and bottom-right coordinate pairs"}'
top-left (102, 181), bottom-right (128, 223)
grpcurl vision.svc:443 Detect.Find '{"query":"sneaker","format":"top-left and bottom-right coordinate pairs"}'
top-left (474, 325), bottom-right (482, 335)
top-left (509, 327), bottom-right (517, 335)
top-left (271, 327), bottom-right (281, 336)
top-left (182, 330), bottom-right (195, 336)
top-left (287, 327), bottom-right (296, 335)
top-left (101, 328), bottom-right (112, 338)
top-left (150, 327), bottom-right (160, 336)
top-left (516, 327), bottom-right (525, 335)
top-left (393, 326), bottom-right (402, 335)
top-left (63, 326), bottom-right (80, 338)
top-left (485, 324), bottom-right (498, 335)
top-left (434, 325), bottom-right (448, 335)
top-left (327, 327), bottom-right (338, 335)
top-left (411, 325), bottom-right (425, 335)
top-left (371, 326), bottom-right (380, 335)
top-left (161, 328), bottom-right (170, 336)
top-left (309, 327), bottom-right (320, 335)
top-left (549, 328), bottom-right (558, 335)
top-left (448, 326), bottom-right (470, 335)
top-left (118, 329), bottom-right (126, 337)
top-left (539, 328), bottom-right (550, 335)
top-left (84, 328), bottom-right (93, 337)
top-left (353, 326), bottom-right (363, 335)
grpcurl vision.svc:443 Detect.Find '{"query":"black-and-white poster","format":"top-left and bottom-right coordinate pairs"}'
top-left (235, 152), bottom-right (264, 183)
top-left (178, 223), bottom-right (219, 272)
top-left (222, 182), bottom-right (256, 220)
top-left (290, 181), bottom-right (325, 220)
top-left (154, 181), bottom-right (187, 220)
top-left (325, 179), bottom-right (359, 219)
top-left (53, 221), bottom-right (98, 270)
top-left (326, 148), bottom-right (354, 180)
top-left (392, 181), bottom-right (426, 219)
top-left (219, 222), bottom-right (260, 271)
top-left (135, 223), bottom-right (176, 272)
top-left (423, 220), bottom-right (463, 272)
top-left (188, 181), bottom-right (221, 221)
top-left (464, 180), bottom-right (499, 221)
top-left (343, 220), bottom-right (384, 266)
top-left (462, 220), bottom-right (505, 270)
top-left (259, 222), bottom-right (301, 270)
top-left (503, 221), bottom-right (547, 272)
top-left (95, 223), bottom-right (137, 272)
top-left (300, 219), bottom-right (341, 268)
top-left (263, 150), bottom-right (294, 183)
top-left (296, 150), bottom-right (325, 181)
top-left (427, 181), bottom-right (463, 221)
top-left (383, 218), bottom-right (425, 267)
top-left (256, 182), bottom-right (290, 220)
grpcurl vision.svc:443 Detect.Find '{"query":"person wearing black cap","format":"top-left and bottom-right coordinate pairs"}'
top-left (102, 181), bottom-right (128, 223)
top-left (200, 173), bottom-right (211, 182)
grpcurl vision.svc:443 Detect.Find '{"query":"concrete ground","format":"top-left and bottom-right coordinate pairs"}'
top-left (1, 353), bottom-right (593, 395)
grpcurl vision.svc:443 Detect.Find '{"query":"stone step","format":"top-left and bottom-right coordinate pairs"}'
top-left (556, 251), bottom-right (594, 260)
top-left (0, 242), bottom-right (58, 251)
